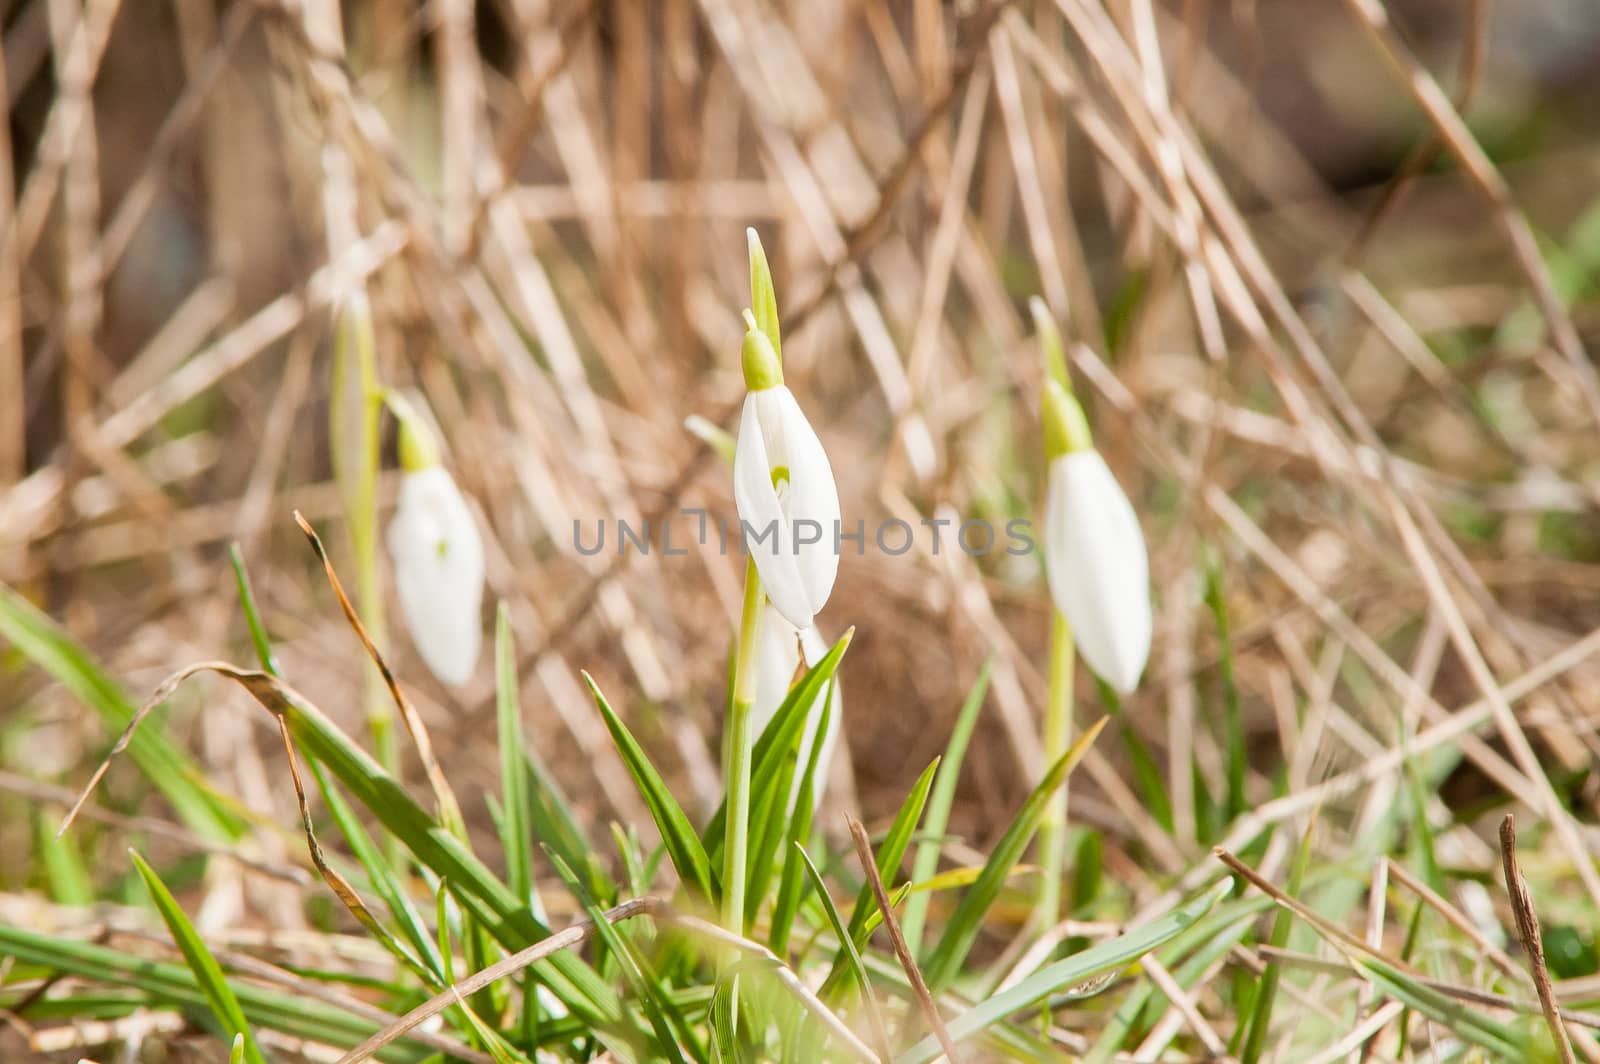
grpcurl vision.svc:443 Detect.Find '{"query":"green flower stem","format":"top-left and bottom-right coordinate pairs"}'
top-left (723, 555), bottom-right (765, 937)
top-left (1036, 609), bottom-right (1075, 928)
top-left (357, 385), bottom-right (395, 781)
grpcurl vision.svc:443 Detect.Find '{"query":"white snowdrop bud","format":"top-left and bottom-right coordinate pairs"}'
top-left (386, 414), bottom-right (484, 687)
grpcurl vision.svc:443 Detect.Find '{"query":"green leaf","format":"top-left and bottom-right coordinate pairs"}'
top-left (495, 606), bottom-right (535, 908)
top-left (584, 671), bottom-right (715, 902)
top-left (769, 684), bottom-right (835, 957)
top-left (1354, 953), bottom-right (1525, 1059)
top-left (901, 662), bottom-right (990, 958)
top-left (748, 227), bottom-right (782, 359)
top-left (898, 882), bottom-right (1228, 1064)
top-left (0, 922), bottom-right (435, 1061)
top-left (229, 543), bottom-right (280, 677)
top-left (704, 632), bottom-right (852, 862)
top-left (922, 717), bottom-right (1108, 992)
top-left (0, 584), bottom-right (243, 841)
top-left (796, 843), bottom-right (880, 1016)
top-left (819, 757), bottom-right (940, 999)
top-left (222, 667), bottom-right (623, 1030)
top-left (229, 1033), bottom-right (246, 1064)
top-left (1203, 556), bottom-right (1246, 822)
top-left (130, 851), bottom-right (267, 1064)
top-left (547, 850), bottom-right (695, 1064)
top-left (307, 758), bottom-right (445, 984)
top-left (1096, 678), bottom-right (1172, 835)
top-left (1239, 816), bottom-right (1315, 1063)
top-left (36, 814), bottom-right (93, 906)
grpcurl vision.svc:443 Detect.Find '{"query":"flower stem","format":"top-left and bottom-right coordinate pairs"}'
top-left (1036, 609), bottom-right (1075, 929)
top-left (723, 556), bottom-right (765, 936)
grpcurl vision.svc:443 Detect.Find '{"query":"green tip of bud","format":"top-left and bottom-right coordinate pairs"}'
top-left (742, 316), bottom-right (783, 391)
top-left (747, 228), bottom-right (782, 358)
top-left (1029, 295), bottom-right (1071, 393)
top-left (388, 393), bottom-right (441, 471)
top-left (1042, 378), bottom-right (1092, 459)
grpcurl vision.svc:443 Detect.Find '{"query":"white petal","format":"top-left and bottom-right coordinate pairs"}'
top-left (756, 617), bottom-right (843, 815)
top-left (1044, 451), bottom-right (1151, 693)
top-left (734, 391), bottom-right (813, 628)
top-left (771, 387), bottom-right (841, 618)
top-left (751, 605), bottom-right (801, 739)
top-left (387, 467), bottom-right (485, 687)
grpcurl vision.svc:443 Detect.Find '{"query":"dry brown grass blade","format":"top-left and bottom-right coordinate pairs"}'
top-left (55, 661), bottom-right (225, 840)
top-left (847, 815), bottom-right (957, 1063)
top-left (1342, 0), bottom-right (1488, 264)
top-left (293, 510), bottom-right (466, 834)
top-left (1339, 0), bottom-right (1600, 426)
top-left (1384, 859), bottom-right (1524, 986)
top-left (1501, 814), bottom-right (1580, 1064)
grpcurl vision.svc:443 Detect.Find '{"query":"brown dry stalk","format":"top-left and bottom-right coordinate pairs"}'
top-left (293, 510), bottom-right (466, 836)
top-left (847, 815), bottom-right (958, 1063)
top-left (1500, 814), bottom-right (1580, 1064)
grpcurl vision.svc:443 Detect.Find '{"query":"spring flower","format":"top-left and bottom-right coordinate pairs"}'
top-left (732, 318), bottom-right (841, 632)
top-left (386, 408), bottom-right (484, 687)
top-left (752, 604), bottom-right (842, 812)
top-left (1042, 378), bottom-right (1151, 694)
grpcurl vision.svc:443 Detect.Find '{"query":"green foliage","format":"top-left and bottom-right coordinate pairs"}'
top-left (130, 851), bottom-right (267, 1064)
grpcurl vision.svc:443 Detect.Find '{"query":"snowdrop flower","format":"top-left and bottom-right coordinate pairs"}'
top-left (732, 317), bottom-right (841, 632)
top-left (1042, 378), bottom-right (1151, 694)
top-left (751, 604), bottom-right (841, 813)
top-left (386, 408), bottom-right (484, 687)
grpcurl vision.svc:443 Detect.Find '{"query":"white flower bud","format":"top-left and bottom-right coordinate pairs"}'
top-left (386, 466), bottom-right (484, 687)
top-left (1044, 450), bottom-right (1151, 694)
top-left (733, 386), bottom-right (841, 632)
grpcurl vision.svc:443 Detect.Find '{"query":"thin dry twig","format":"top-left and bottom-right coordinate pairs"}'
top-left (847, 814), bottom-right (958, 1064)
top-left (1501, 814), bottom-right (1580, 1064)
top-left (1339, 0), bottom-right (1600, 426)
top-left (293, 510), bottom-right (466, 833)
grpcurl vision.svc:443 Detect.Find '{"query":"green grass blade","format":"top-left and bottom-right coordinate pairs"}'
top-left (768, 685), bottom-right (835, 957)
top-left (307, 758), bottom-right (445, 983)
top-left (818, 756), bottom-right (939, 999)
top-left (1203, 557), bottom-right (1246, 823)
top-left (1095, 678), bottom-right (1173, 835)
top-left (36, 814), bottom-right (93, 906)
top-left (0, 923), bottom-right (433, 1061)
top-left (899, 882), bottom-right (1227, 1064)
top-left (0, 585), bottom-right (242, 841)
top-left (1239, 816), bottom-right (1315, 1063)
top-left (130, 850), bottom-right (267, 1064)
top-left (547, 850), bottom-right (695, 1064)
top-left (901, 661), bottom-right (990, 959)
top-left (229, 543), bottom-right (280, 677)
top-left (583, 671), bottom-right (715, 902)
top-left (795, 843), bottom-right (882, 1025)
top-left (922, 717), bottom-right (1108, 992)
top-left (229, 669), bottom-right (622, 1028)
top-left (703, 631), bottom-right (852, 861)
top-left (495, 606), bottom-right (535, 907)
top-left (229, 1033), bottom-right (246, 1064)
top-left (1354, 953), bottom-right (1526, 1059)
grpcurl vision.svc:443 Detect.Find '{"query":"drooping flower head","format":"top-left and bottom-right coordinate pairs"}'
top-left (386, 402), bottom-right (485, 687)
top-left (732, 233), bottom-right (841, 632)
top-left (1035, 299), bottom-right (1152, 694)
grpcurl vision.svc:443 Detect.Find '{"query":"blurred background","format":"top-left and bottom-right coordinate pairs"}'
top-left (5, 0), bottom-right (1600, 1021)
